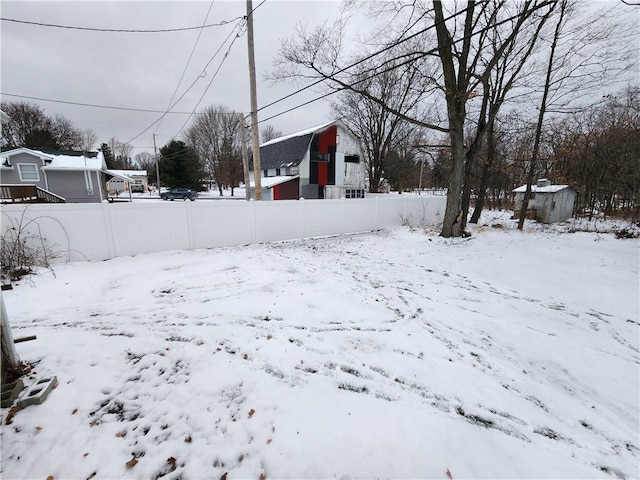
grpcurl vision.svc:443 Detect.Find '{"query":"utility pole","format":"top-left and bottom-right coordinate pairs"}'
top-left (239, 114), bottom-right (251, 200)
top-left (246, 0), bottom-right (262, 200)
top-left (153, 134), bottom-right (161, 196)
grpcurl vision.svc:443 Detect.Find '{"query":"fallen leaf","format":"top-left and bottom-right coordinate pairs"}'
top-left (248, 408), bottom-right (255, 418)
top-left (46, 476), bottom-right (54, 480)
top-left (125, 457), bottom-right (138, 469)
top-left (266, 335), bottom-right (272, 340)
top-left (5, 406), bottom-right (20, 425)
top-left (161, 424), bottom-right (169, 430)
top-left (83, 453), bottom-right (89, 457)
top-left (185, 435), bottom-right (192, 443)
top-left (238, 454), bottom-right (244, 463)
top-left (259, 473), bottom-right (267, 480)
top-left (13, 426), bottom-right (21, 433)
top-left (266, 438), bottom-right (272, 445)
top-left (446, 468), bottom-right (453, 479)
top-left (86, 472), bottom-right (97, 480)
top-left (35, 426), bottom-right (43, 431)
top-left (220, 473), bottom-right (228, 480)
top-left (243, 353), bottom-right (249, 360)
top-left (167, 457), bottom-right (177, 467)
top-left (71, 408), bottom-right (78, 415)
top-left (115, 431), bottom-right (126, 438)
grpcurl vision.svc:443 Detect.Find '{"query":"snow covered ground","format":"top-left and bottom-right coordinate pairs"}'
top-left (2, 212), bottom-right (638, 480)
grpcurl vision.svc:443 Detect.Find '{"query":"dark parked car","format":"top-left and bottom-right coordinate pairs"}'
top-left (160, 188), bottom-right (198, 201)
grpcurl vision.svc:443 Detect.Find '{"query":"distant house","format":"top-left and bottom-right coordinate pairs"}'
top-left (513, 179), bottom-right (576, 223)
top-left (0, 147), bottom-right (133, 204)
top-left (249, 120), bottom-right (366, 200)
top-left (106, 170), bottom-right (149, 194)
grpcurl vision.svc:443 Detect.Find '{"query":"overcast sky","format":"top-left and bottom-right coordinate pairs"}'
top-left (1, 1), bottom-right (359, 154)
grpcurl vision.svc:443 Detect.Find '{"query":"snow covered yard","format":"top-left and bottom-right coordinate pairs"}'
top-left (2, 214), bottom-right (638, 480)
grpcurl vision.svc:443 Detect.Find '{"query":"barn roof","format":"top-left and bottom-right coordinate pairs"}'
top-left (256, 120), bottom-right (341, 170)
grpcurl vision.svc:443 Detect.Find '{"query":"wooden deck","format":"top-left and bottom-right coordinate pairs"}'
top-left (0, 185), bottom-right (65, 204)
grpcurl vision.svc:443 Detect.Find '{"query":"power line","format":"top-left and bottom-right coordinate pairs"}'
top-left (254, 1), bottom-right (555, 128)
top-left (256, 3), bottom-right (476, 115)
top-left (126, 19), bottom-right (245, 144)
top-left (153, 0), bottom-right (217, 137)
top-left (173, 22), bottom-right (247, 139)
top-left (0, 16), bottom-right (242, 33)
top-left (0, 93), bottom-right (199, 114)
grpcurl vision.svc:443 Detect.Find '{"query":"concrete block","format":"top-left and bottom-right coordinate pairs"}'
top-left (17, 376), bottom-right (57, 408)
top-left (1, 379), bottom-right (24, 408)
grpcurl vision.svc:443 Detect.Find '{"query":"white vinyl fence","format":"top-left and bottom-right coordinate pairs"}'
top-left (0, 196), bottom-right (445, 264)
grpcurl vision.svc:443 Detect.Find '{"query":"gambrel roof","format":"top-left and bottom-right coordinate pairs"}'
top-left (256, 120), bottom-right (341, 170)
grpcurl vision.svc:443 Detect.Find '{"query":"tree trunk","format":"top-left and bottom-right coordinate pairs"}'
top-left (518, 0), bottom-right (566, 230)
top-left (470, 162), bottom-right (491, 224)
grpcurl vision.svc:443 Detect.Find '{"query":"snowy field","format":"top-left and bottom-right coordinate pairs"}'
top-left (2, 212), bottom-right (639, 480)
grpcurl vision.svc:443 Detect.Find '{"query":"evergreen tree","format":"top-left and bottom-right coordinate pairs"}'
top-left (158, 140), bottom-right (204, 190)
top-left (100, 143), bottom-right (116, 169)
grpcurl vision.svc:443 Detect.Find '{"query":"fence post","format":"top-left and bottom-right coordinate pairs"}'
top-left (185, 201), bottom-right (194, 251)
top-left (102, 202), bottom-right (117, 259)
top-left (374, 196), bottom-right (379, 230)
top-left (250, 200), bottom-right (256, 244)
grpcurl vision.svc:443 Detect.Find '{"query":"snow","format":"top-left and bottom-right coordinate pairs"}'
top-left (249, 176), bottom-right (299, 189)
top-left (260, 120), bottom-right (335, 147)
top-left (2, 212), bottom-right (639, 480)
top-left (513, 184), bottom-right (571, 193)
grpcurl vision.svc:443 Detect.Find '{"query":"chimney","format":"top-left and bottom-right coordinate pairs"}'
top-left (537, 178), bottom-right (551, 188)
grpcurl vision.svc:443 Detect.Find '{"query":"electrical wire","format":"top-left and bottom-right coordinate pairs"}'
top-left (256, 2), bottom-right (478, 115)
top-left (152, 0), bottom-right (217, 139)
top-left (126, 19), bottom-right (245, 144)
top-left (0, 16), bottom-right (242, 33)
top-left (253, 1), bottom-right (555, 128)
top-left (0, 93), bottom-right (199, 114)
top-left (173, 22), bottom-right (247, 139)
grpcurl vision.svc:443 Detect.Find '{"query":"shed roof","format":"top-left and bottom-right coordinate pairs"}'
top-left (513, 184), bottom-right (572, 193)
top-left (249, 175), bottom-right (299, 189)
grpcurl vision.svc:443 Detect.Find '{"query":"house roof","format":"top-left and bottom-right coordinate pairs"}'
top-left (107, 169), bottom-right (148, 178)
top-left (0, 147), bottom-right (105, 171)
top-left (249, 175), bottom-right (299, 189)
top-left (256, 120), bottom-right (341, 170)
top-left (513, 184), bottom-right (571, 193)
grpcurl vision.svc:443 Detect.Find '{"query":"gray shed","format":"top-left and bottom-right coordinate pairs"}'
top-left (513, 179), bottom-right (576, 223)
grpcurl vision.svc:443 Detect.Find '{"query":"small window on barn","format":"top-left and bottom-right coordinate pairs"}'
top-left (345, 154), bottom-right (360, 163)
top-left (18, 164), bottom-right (39, 182)
top-left (552, 201), bottom-right (556, 210)
top-left (310, 151), bottom-right (329, 162)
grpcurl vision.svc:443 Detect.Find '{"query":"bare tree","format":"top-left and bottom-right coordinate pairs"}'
top-left (108, 137), bottom-right (134, 169)
top-left (185, 105), bottom-right (245, 196)
top-left (260, 124), bottom-right (283, 143)
top-left (80, 129), bottom-right (98, 152)
top-left (271, 1), bottom-right (557, 236)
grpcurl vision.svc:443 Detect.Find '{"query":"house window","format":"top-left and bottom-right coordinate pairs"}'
top-left (551, 201), bottom-right (556, 210)
top-left (276, 168), bottom-right (281, 176)
top-left (345, 188), bottom-right (365, 199)
top-left (264, 169), bottom-right (268, 177)
top-left (18, 164), bottom-right (39, 182)
top-left (345, 154), bottom-right (360, 163)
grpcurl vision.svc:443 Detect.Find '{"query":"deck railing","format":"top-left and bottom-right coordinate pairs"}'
top-left (0, 185), bottom-right (65, 204)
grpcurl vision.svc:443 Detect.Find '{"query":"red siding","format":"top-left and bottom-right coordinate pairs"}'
top-left (273, 179), bottom-right (300, 200)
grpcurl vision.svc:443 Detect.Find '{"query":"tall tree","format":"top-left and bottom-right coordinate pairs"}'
top-left (158, 140), bottom-right (204, 190)
top-left (271, 1), bottom-right (557, 236)
top-left (185, 105), bottom-right (245, 196)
